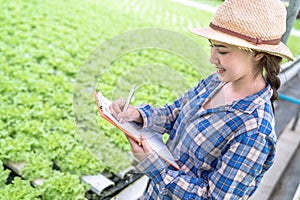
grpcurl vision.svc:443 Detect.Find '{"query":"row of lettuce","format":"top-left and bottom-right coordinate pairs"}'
top-left (0, 0), bottom-right (214, 198)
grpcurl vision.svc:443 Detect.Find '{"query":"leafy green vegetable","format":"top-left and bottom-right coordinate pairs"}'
top-left (0, 177), bottom-right (42, 200)
top-left (0, 161), bottom-right (10, 188)
top-left (41, 171), bottom-right (89, 200)
top-left (20, 153), bottom-right (54, 180)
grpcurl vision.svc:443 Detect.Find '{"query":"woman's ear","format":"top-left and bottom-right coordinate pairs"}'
top-left (253, 52), bottom-right (264, 62)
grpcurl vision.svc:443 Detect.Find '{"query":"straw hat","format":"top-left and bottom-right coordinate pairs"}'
top-left (190, 0), bottom-right (294, 61)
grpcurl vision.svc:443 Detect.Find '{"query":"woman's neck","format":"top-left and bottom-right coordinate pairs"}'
top-left (203, 75), bottom-right (266, 110)
top-left (225, 75), bottom-right (266, 101)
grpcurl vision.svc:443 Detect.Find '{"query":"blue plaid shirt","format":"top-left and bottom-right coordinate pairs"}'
top-left (136, 73), bottom-right (276, 200)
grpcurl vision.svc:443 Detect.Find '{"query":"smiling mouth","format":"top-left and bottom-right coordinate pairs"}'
top-left (216, 67), bottom-right (226, 74)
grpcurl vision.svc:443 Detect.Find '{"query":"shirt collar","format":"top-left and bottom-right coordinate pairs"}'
top-left (228, 83), bottom-right (273, 114)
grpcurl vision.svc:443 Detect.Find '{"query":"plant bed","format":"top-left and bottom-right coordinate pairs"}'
top-left (85, 171), bottom-right (143, 200)
top-left (3, 164), bottom-right (19, 185)
top-left (5, 160), bottom-right (144, 200)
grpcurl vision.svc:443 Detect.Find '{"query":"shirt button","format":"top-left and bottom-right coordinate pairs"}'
top-left (159, 189), bottom-right (166, 195)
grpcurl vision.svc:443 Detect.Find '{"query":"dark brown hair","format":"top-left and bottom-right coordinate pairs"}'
top-left (256, 53), bottom-right (282, 112)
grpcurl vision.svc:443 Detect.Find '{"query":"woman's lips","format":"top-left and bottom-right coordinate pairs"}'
top-left (216, 67), bottom-right (226, 74)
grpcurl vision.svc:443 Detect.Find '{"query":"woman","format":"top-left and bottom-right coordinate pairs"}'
top-left (110, 0), bottom-right (294, 199)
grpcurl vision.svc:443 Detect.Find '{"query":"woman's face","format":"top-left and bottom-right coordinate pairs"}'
top-left (209, 40), bottom-right (258, 84)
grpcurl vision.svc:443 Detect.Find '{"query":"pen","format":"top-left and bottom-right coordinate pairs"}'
top-left (119, 84), bottom-right (136, 123)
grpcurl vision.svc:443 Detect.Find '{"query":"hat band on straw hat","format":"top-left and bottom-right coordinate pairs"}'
top-left (209, 23), bottom-right (281, 45)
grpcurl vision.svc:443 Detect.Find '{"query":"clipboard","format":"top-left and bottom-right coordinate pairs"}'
top-left (94, 91), bottom-right (180, 170)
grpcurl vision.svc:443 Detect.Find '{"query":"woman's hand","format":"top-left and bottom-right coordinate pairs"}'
top-left (126, 134), bottom-right (153, 162)
top-left (110, 98), bottom-right (152, 162)
top-left (109, 98), bottom-right (143, 124)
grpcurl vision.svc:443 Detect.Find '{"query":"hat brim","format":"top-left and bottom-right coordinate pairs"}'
top-left (190, 27), bottom-right (294, 61)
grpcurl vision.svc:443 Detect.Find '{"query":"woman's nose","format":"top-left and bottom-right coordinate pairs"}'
top-left (210, 48), bottom-right (219, 64)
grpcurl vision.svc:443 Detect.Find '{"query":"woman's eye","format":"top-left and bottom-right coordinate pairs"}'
top-left (210, 44), bottom-right (228, 55)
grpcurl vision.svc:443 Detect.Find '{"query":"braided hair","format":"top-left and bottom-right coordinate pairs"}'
top-left (256, 53), bottom-right (282, 112)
